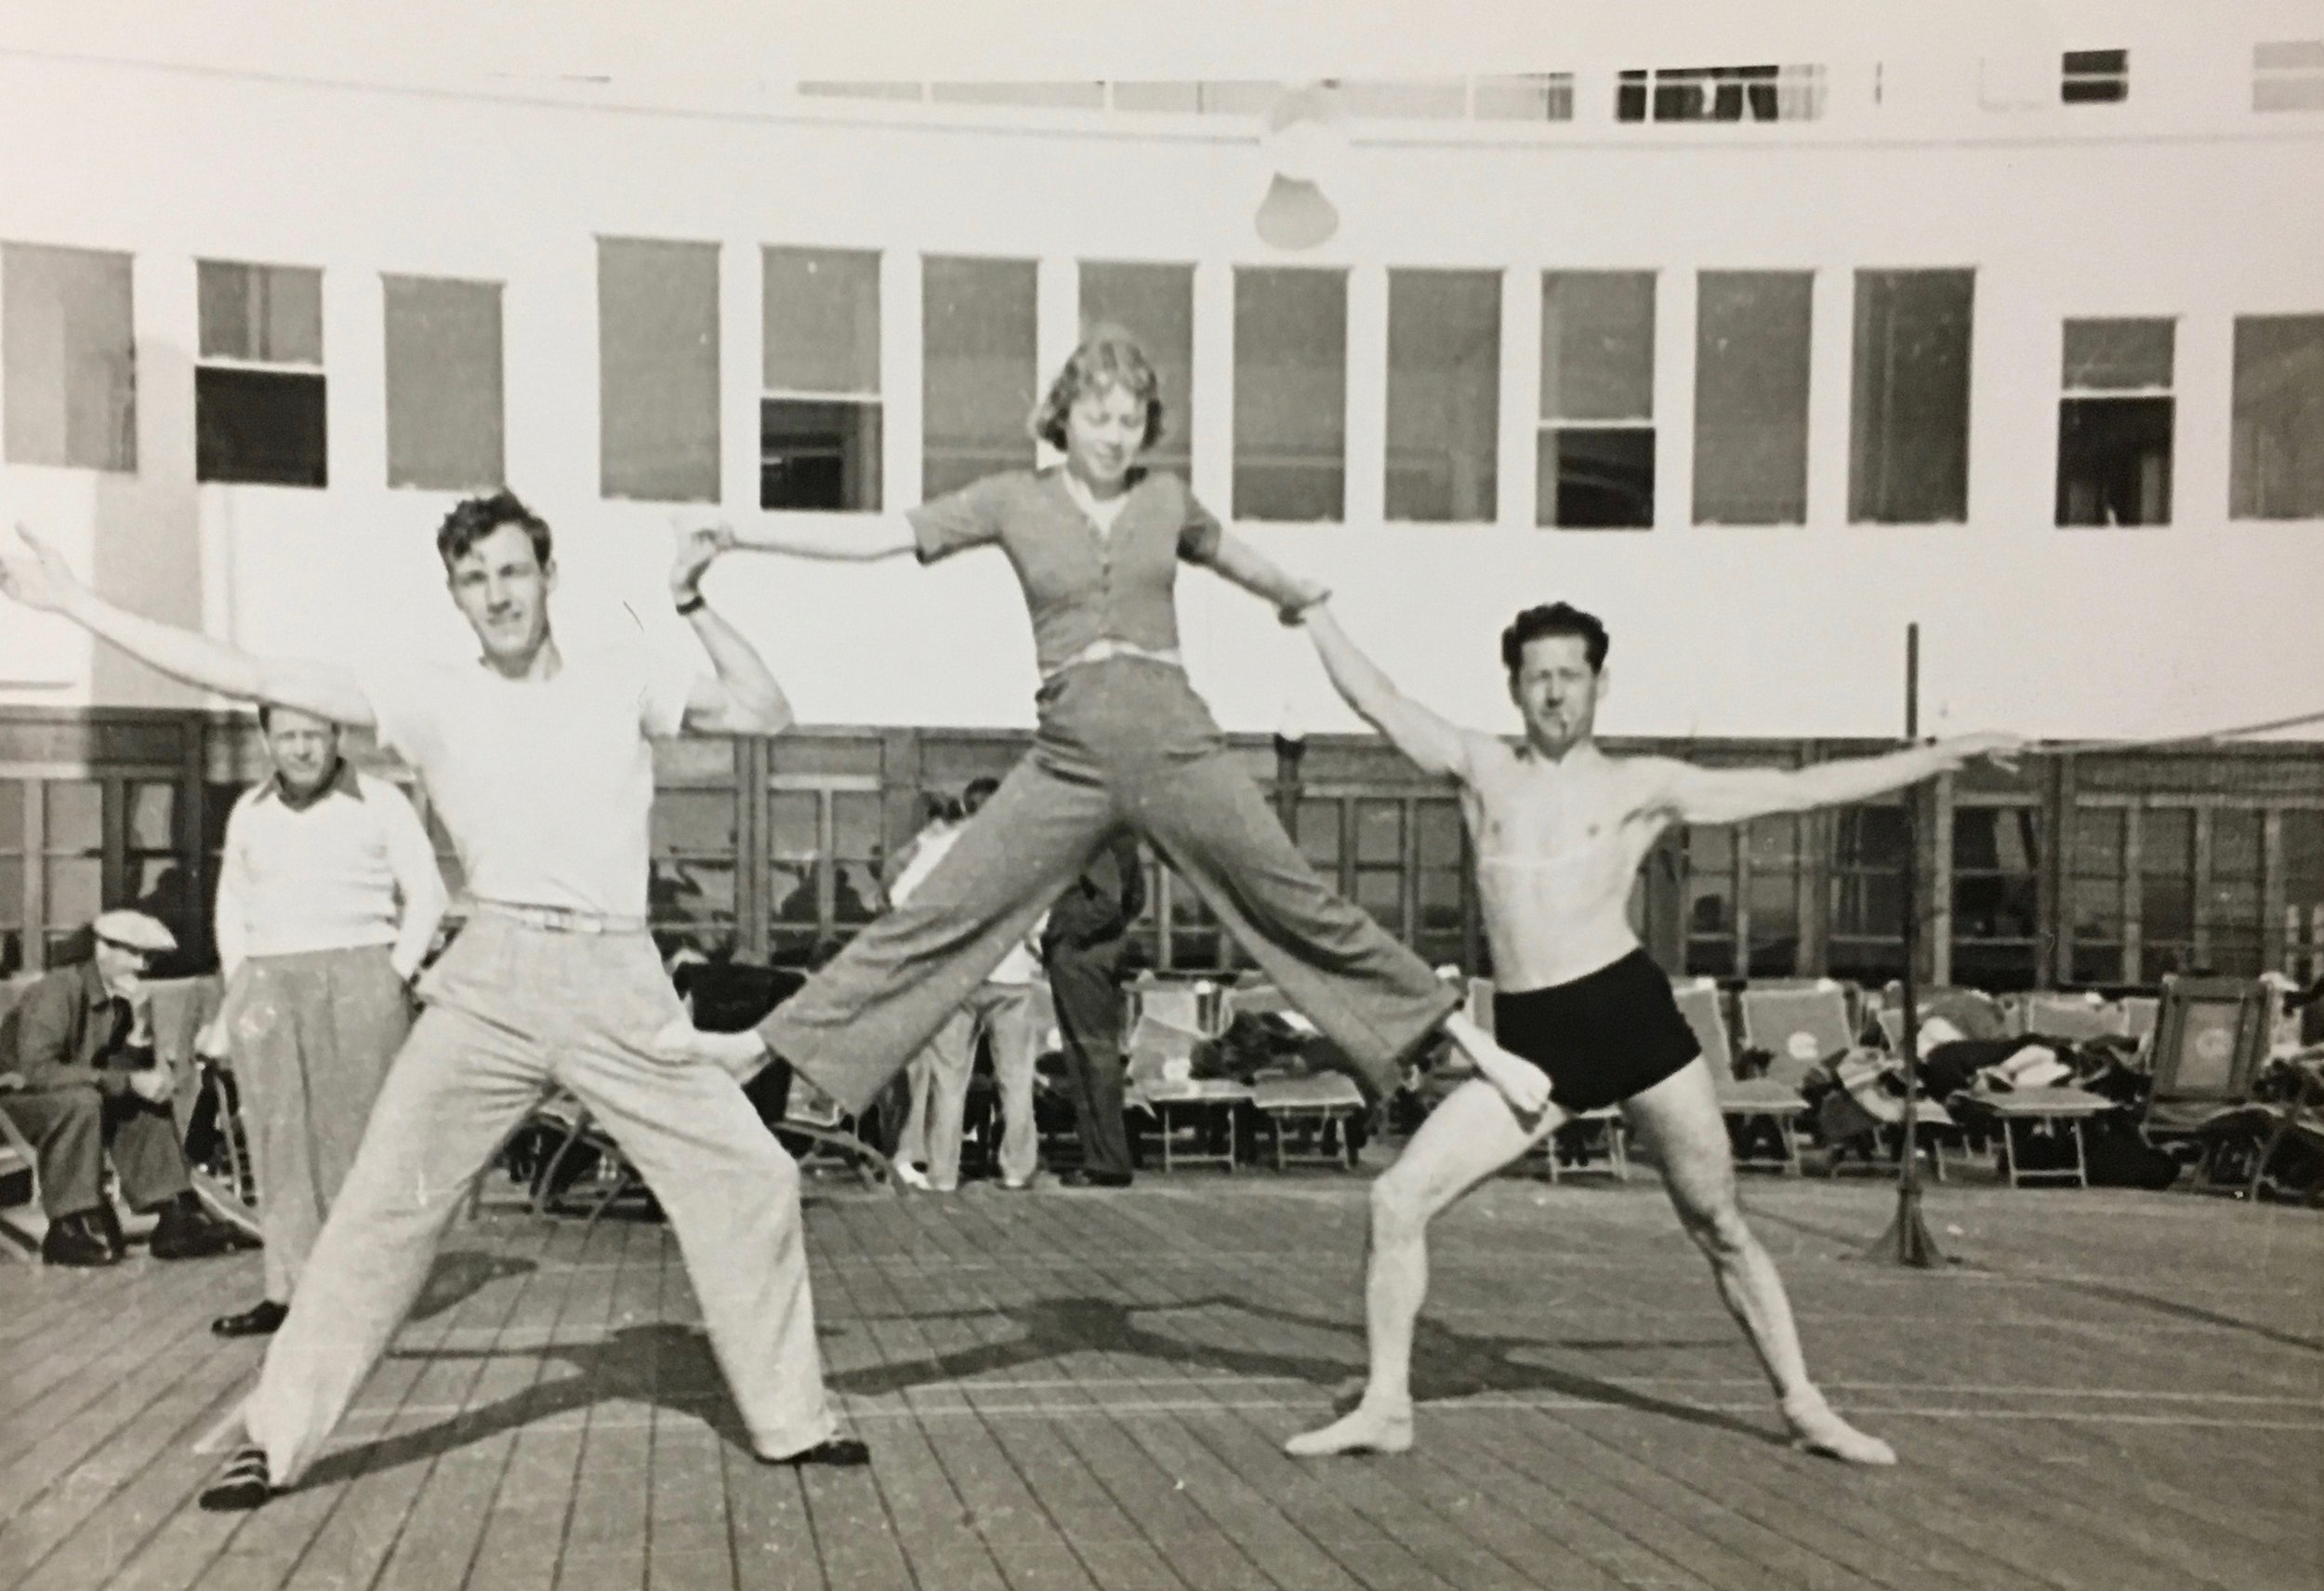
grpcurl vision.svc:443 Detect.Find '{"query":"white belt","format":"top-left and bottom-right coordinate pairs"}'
top-left (473, 900), bottom-right (648, 936)
top-left (1044, 638), bottom-right (1184, 683)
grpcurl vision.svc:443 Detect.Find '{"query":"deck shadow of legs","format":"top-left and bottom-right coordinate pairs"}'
top-left (408, 1250), bottom-right (539, 1322)
top-left (299, 1321), bottom-right (744, 1490)
top-left (826, 1292), bottom-right (1774, 1446)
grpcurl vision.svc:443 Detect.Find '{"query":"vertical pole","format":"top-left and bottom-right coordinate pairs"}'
top-left (1873, 622), bottom-right (1947, 1266)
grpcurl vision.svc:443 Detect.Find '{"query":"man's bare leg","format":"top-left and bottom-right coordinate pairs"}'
top-left (1287, 1078), bottom-right (1565, 1456)
top-left (1623, 1059), bottom-right (1896, 1465)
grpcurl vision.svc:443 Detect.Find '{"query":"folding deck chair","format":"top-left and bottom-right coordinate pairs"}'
top-left (1125, 1010), bottom-right (1250, 1172)
top-left (150, 975), bottom-right (261, 1239)
top-left (2142, 975), bottom-right (2279, 1189)
top-left (0, 974), bottom-right (44, 1259)
top-left (1674, 978), bottom-right (1805, 1173)
top-left (1226, 983), bottom-right (1371, 1171)
top-left (2008, 990), bottom-right (2130, 1046)
top-left (1904, 990), bottom-right (2116, 1187)
top-left (1747, 979), bottom-right (1954, 1178)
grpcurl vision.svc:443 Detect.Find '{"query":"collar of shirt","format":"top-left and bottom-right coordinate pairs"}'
top-left (257, 758), bottom-right (363, 814)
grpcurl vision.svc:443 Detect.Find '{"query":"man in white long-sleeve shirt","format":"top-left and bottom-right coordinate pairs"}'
top-left (205, 705), bottom-right (449, 1339)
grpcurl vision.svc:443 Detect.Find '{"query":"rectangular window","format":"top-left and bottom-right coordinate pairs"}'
top-left (196, 259), bottom-right (324, 486)
top-left (2254, 41), bottom-right (2324, 111)
top-left (2056, 317), bottom-right (2172, 526)
top-left (1472, 74), bottom-right (1575, 121)
top-left (2062, 48), bottom-right (2130, 103)
top-left (1414, 799), bottom-right (1468, 969)
top-left (1745, 818), bottom-right (1803, 976)
top-left (923, 255), bottom-right (1037, 499)
top-left (649, 788), bottom-right (738, 959)
top-left (1684, 825), bottom-right (1736, 976)
top-left (762, 246), bottom-right (882, 511)
top-left (383, 275), bottom-right (504, 491)
top-left (1849, 270), bottom-right (1973, 524)
top-left (1538, 271), bottom-right (1655, 529)
top-left (1952, 802), bottom-right (2042, 991)
top-left (1694, 271), bottom-right (1811, 524)
top-left (43, 780), bottom-right (101, 965)
top-left (1386, 268), bottom-right (1500, 523)
top-left (0, 780), bottom-right (23, 977)
top-left (2283, 810), bottom-right (2324, 979)
top-left (3, 243), bottom-right (135, 471)
top-left (2069, 807), bottom-right (2128, 985)
top-left (1829, 802), bottom-right (1908, 985)
top-left (2231, 315), bottom-right (2324, 519)
top-left (928, 82), bottom-right (1105, 110)
top-left (1078, 260), bottom-right (1194, 477)
top-left (1617, 65), bottom-right (1825, 122)
top-left (599, 237), bottom-right (720, 503)
top-left (1234, 267), bottom-right (1347, 522)
top-left (2206, 808), bottom-right (2266, 976)
top-left (2140, 805), bottom-right (2197, 982)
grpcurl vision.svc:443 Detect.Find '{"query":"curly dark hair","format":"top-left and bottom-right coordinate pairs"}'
top-left (436, 490), bottom-right (552, 572)
top-left (1499, 603), bottom-right (1610, 674)
top-left (1028, 324), bottom-right (1167, 453)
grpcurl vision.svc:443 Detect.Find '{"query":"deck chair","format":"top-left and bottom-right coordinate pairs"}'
top-left (149, 975), bottom-right (261, 1239)
top-left (1125, 1011), bottom-right (1250, 1171)
top-left (2144, 975), bottom-right (2278, 1187)
top-left (2178, 1055), bottom-right (2324, 1202)
top-left (1749, 979), bottom-right (1955, 1178)
top-left (1675, 978), bottom-right (1805, 1173)
top-left (2009, 990), bottom-right (2129, 1045)
top-left (0, 975), bottom-right (44, 1259)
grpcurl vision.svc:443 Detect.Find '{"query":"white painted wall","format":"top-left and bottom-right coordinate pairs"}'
top-left (1, 39), bottom-right (2319, 744)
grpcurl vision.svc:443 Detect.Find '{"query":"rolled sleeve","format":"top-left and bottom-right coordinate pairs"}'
top-left (907, 475), bottom-right (1007, 566)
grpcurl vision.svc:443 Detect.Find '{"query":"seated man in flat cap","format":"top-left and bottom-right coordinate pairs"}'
top-left (1, 909), bottom-right (242, 1266)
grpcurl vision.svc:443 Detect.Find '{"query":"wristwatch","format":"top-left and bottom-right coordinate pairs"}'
top-left (675, 590), bottom-right (706, 617)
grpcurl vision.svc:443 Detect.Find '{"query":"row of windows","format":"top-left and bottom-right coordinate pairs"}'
top-left (8, 242), bottom-right (2323, 526)
top-left (7, 750), bottom-right (2323, 995)
top-left (798, 46), bottom-right (2324, 123)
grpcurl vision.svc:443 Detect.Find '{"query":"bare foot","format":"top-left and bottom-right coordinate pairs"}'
top-left (1782, 1390), bottom-right (1896, 1465)
top-left (1286, 1401), bottom-right (1415, 1458)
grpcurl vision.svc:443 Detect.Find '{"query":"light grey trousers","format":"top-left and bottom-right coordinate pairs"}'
top-left (239, 915), bottom-right (837, 1485)
top-left (762, 658), bottom-right (1459, 1116)
top-left (224, 944), bottom-right (412, 1303)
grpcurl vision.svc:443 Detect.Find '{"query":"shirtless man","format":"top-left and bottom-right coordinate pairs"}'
top-left (1285, 599), bottom-right (2022, 1465)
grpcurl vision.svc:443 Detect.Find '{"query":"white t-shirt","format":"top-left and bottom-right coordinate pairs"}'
top-left (358, 646), bottom-right (700, 920)
top-left (891, 820), bottom-right (1042, 986)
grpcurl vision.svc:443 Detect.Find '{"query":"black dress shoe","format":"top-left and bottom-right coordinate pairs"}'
top-left (759, 1437), bottom-right (871, 1467)
top-left (1058, 1169), bottom-right (1133, 1189)
top-left (212, 1299), bottom-right (289, 1338)
top-left (198, 1446), bottom-right (275, 1511)
top-left (41, 1212), bottom-right (118, 1268)
top-left (149, 1198), bottom-right (242, 1261)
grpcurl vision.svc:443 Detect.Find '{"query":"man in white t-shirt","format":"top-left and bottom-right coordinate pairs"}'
top-left (890, 777), bottom-right (1047, 1192)
top-left (0, 491), bottom-right (866, 1512)
top-left (204, 703), bottom-right (449, 1340)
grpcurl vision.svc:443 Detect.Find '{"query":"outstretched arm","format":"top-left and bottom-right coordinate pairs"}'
top-left (669, 526), bottom-right (795, 736)
top-left (1301, 605), bottom-right (1492, 781)
top-left (1205, 531), bottom-right (1330, 621)
top-left (1, 525), bottom-right (373, 725)
top-left (1649, 734), bottom-right (2027, 826)
top-left (717, 517), bottom-right (917, 563)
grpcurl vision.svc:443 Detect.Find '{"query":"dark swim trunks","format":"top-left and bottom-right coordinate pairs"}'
top-left (1492, 948), bottom-right (1701, 1113)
